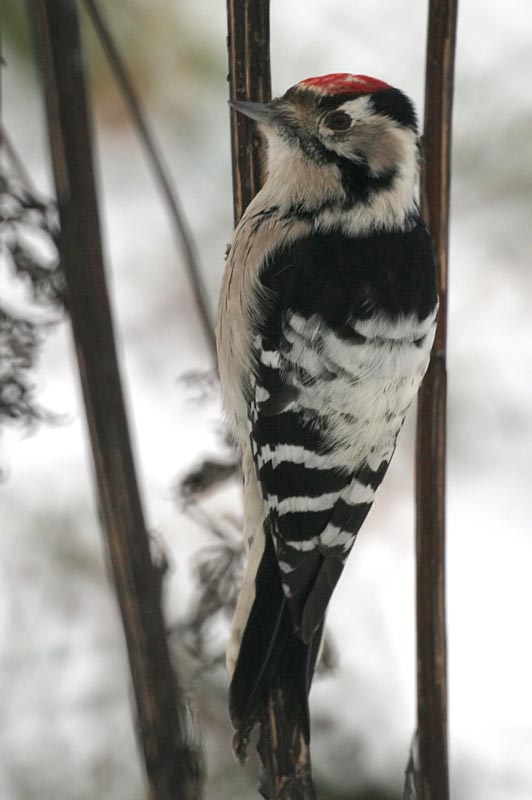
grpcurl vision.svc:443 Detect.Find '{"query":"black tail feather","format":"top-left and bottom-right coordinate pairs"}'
top-left (301, 556), bottom-right (345, 643)
top-left (229, 532), bottom-right (322, 746)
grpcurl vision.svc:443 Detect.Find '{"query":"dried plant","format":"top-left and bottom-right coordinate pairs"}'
top-left (172, 451), bottom-right (243, 671)
top-left (173, 507), bottom-right (244, 674)
top-left (0, 170), bottom-right (66, 430)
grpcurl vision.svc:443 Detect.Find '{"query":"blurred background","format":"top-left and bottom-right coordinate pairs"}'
top-left (1, 1), bottom-right (531, 798)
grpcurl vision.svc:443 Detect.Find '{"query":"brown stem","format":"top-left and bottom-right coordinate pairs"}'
top-left (226, 0), bottom-right (271, 225)
top-left (257, 691), bottom-right (316, 800)
top-left (416, 1), bottom-right (458, 798)
top-left (29, 2), bottom-right (204, 797)
top-left (225, 2), bottom-right (315, 797)
top-left (81, 0), bottom-right (216, 363)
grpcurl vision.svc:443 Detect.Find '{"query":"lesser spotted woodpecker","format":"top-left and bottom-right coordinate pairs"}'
top-left (217, 73), bottom-right (438, 745)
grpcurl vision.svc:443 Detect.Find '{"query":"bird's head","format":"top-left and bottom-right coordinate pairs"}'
top-left (231, 73), bottom-right (420, 225)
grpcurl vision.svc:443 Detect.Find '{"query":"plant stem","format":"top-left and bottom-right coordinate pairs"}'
top-left (416, 1), bottom-right (458, 798)
top-left (30, 2), bottom-right (204, 796)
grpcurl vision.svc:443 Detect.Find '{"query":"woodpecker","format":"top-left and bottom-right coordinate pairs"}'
top-left (217, 73), bottom-right (438, 748)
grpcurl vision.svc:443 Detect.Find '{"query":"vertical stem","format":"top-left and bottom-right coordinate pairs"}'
top-left (257, 689), bottom-right (316, 800)
top-left (29, 2), bottom-right (203, 798)
top-left (226, 0), bottom-right (271, 225)
top-left (225, 2), bottom-right (315, 797)
top-left (416, 1), bottom-right (458, 798)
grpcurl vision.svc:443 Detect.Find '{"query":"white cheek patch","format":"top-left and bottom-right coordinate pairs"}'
top-left (334, 96), bottom-right (375, 126)
top-left (320, 97), bottom-right (417, 181)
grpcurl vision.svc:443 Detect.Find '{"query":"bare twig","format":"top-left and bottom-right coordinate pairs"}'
top-left (226, 2), bottom-right (316, 797)
top-left (29, 1), bottom-right (204, 797)
top-left (415, 1), bottom-right (458, 798)
top-left (81, 0), bottom-right (217, 362)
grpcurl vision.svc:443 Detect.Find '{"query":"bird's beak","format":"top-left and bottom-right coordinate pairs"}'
top-left (229, 100), bottom-right (276, 126)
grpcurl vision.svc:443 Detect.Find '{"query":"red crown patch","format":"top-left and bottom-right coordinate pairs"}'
top-left (300, 73), bottom-right (390, 95)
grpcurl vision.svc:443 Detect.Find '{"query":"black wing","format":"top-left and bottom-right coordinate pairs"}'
top-left (249, 221), bottom-right (437, 641)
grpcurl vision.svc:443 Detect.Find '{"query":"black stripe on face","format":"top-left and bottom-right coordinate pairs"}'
top-left (316, 88), bottom-right (418, 132)
top-left (336, 161), bottom-right (397, 206)
top-left (268, 100), bottom-right (399, 205)
top-left (259, 460), bottom-right (348, 502)
top-left (253, 411), bottom-right (331, 452)
top-left (278, 157), bottom-right (397, 208)
top-left (266, 100), bottom-right (333, 166)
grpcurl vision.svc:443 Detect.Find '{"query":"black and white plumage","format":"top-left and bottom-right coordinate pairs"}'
top-left (216, 73), bottom-right (438, 744)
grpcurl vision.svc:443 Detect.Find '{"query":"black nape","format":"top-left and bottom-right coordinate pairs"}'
top-left (370, 88), bottom-right (418, 131)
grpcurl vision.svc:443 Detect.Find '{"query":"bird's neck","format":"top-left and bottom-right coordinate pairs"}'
top-left (260, 133), bottom-right (419, 235)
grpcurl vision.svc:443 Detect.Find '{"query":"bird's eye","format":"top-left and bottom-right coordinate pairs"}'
top-left (324, 111), bottom-right (351, 131)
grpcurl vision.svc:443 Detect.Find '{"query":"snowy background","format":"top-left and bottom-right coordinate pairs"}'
top-left (1, 1), bottom-right (532, 798)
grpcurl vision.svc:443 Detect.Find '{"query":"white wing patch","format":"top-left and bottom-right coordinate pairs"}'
top-left (272, 492), bottom-right (340, 515)
top-left (320, 526), bottom-right (354, 549)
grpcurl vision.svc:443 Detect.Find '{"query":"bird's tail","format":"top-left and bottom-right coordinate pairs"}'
top-left (228, 529), bottom-right (322, 756)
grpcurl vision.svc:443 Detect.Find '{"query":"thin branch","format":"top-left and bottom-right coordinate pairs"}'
top-left (29, 2), bottom-right (204, 797)
top-left (226, 2), bottom-right (316, 797)
top-left (81, 0), bottom-right (217, 362)
top-left (416, 1), bottom-right (458, 798)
